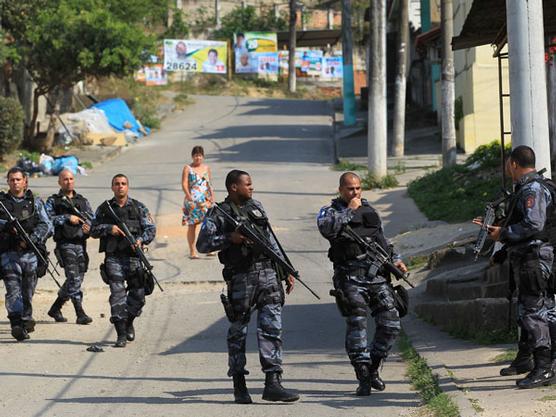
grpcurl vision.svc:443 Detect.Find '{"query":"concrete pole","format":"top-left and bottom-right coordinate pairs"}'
top-left (441, 0), bottom-right (457, 167)
top-left (215, 0), bottom-right (221, 29)
top-left (327, 8), bottom-right (334, 29)
top-left (288, 0), bottom-right (297, 93)
top-left (392, 0), bottom-right (409, 157)
top-left (342, 0), bottom-right (357, 127)
top-left (506, 0), bottom-right (551, 177)
top-left (274, 3), bottom-right (280, 19)
top-left (368, 0), bottom-right (387, 176)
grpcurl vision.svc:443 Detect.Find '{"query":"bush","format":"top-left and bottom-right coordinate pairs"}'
top-left (0, 96), bottom-right (24, 160)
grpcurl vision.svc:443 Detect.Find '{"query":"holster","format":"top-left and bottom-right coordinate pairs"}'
top-left (99, 263), bottom-right (109, 285)
top-left (330, 288), bottom-right (352, 316)
top-left (54, 247), bottom-right (64, 268)
top-left (392, 284), bottom-right (409, 317)
top-left (221, 292), bottom-right (236, 322)
top-left (144, 269), bottom-right (155, 296)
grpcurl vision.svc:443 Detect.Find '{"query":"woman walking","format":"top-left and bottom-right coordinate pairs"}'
top-left (182, 146), bottom-right (214, 259)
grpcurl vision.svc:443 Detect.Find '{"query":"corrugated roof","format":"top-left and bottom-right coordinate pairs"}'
top-left (452, 0), bottom-right (556, 51)
top-left (277, 29), bottom-right (342, 48)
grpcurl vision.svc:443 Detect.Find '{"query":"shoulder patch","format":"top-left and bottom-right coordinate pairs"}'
top-left (526, 194), bottom-right (536, 209)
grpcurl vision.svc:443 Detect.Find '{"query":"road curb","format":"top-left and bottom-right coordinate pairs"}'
top-left (403, 313), bottom-right (479, 417)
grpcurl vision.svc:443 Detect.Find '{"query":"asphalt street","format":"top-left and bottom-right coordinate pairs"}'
top-left (0, 95), bottom-right (421, 416)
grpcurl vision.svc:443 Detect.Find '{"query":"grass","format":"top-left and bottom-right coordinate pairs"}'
top-left (406, 255), bottom-right (429, 271)
top-left (408, 141), bottom-right (511, 223)
top-left (173, 92), bottom-right (195, 109)
top-left (332, 159), bottom-right (366, 171)
top-left (361, 173), bottom-right (399, 190)
top-left (539, 395), bottom-right (556, 402)
top-left (469, 397), bottom-right (485, 413)
top-left (80, 161), bottom-right (93, 169)
top-left (492, 349), bottom-right (517, 363)
top-left (398, 332), bottom-right (460, 417)
top-left (448, 326), bottom-right (517, 345)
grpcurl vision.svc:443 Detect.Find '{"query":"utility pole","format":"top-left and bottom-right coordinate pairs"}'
top-left (342, 0), bottom-right (356, 127)
top-left (368, 0), bottom-right (387, 176)
top-left (392, 0), bottom-right (409, 157)
top-left (441, 0), bottom-right (457, 167)
top-left (327, 8), bottom-right (334, 29)
top-left (506, 0), bottom-right (551, 177)
top-left (215, 0), bottom-right (221, 29)
top-left (288, 0), bottom-right (297, 93)
top-left (274, 3), bottom-right (280, 20)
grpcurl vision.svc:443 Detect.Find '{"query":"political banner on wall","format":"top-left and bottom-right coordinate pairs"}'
top-left (256, 52), bottom-right (279, 80)
top-left (278, 50), bottom-right (326, 76)
top-left (234, 32), bottom-right (278, 73)
top-left (163, 39), bottom-right (227, 73)
top-left (145, 64), bottom-right (168, 86)
top-left (322, 57), bottom-right (344, 79)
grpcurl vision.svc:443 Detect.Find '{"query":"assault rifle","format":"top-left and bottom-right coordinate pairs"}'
top-left (103, 201), bottom-right (163, 293)
top-left (0, 200), bottom-right (62, 288)
top-left (61, 196), bottom-right (93, 222)
top-left (343, 225), bottom-right (415, 288)
top-left (473, 190), bottom-right (513, 261)
top-left (213, 203), bottom-right (321, 300)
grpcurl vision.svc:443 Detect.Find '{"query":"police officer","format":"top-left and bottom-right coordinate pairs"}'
top-left (196, 169), bottom-right (299, 404)
top-left (45, 169), bottom-right (94, 325)
top-left (0, 167), bottom-right (52, 341)
top-left (317, 172), bottom-right (408, 396)
top-left (91, 174), bottom-right (156, 348)
top-left (480, 146), bottom-right (555, 388)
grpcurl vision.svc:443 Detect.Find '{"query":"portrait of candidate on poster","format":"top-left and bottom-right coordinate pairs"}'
top-left (164, 39), bottom-right (227, 73)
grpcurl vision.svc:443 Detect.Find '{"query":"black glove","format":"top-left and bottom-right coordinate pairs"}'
top-left (491, 246), bottom-right (507, 264)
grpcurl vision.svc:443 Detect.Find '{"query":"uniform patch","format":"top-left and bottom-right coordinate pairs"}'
top-left (250, 209), bottom-right (263, 218)
top-left (147, 213), bottom-right (154, 223)
top-left (526, 195), bottom-right (536, 209)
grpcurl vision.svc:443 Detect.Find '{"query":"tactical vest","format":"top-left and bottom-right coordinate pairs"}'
top-left (328, 199), bottom-right (383, 263)
top-left (50, 192), bottom-right (89, 243)
top-left (217, 199), bottom-right (270, 270)
top-left (0, 190), bottom-right (39, 251)
top-left (97, 199), bottom-right (142, 256)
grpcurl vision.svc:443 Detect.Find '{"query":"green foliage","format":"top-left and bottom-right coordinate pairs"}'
top-left (80, 161), bottom-right (93, 169)
top-left (192, 6), bottom-right (215, 34)
top-left (406, 255), bottom-right (429, 271)
top-left (408, 141), bottom-right (511, 223)
top-left (164, 9), bottom-right (190, 39)
top-left (464, 140), bottom-right (511, 170)
top-left (18, 150), bottom-right (40, 164)
top-left (398, 332), bottom-right (459, 417)
top-left (492, 349), bottom-right (517, 363)
top-left (0, 97), bottom-right (24, 160)
top-left (361, 173), bottom-right (399, 190)
top-left (332, 160), bottom-right (366, 171)
top-left (213, 5), bottom-right (287, 40)
top-left (448, 326), bottom-right (517, 345)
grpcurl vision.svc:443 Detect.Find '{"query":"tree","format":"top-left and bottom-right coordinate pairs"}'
top-left (164, 8), bottom-right (190, 39)
top-left (213, 5), bottom-right (286, 41)
top-left (1, 0), bottom-right (154, 148)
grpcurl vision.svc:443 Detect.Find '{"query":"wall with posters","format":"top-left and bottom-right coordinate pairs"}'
top-left (164, 39), bottom-right (227, 74)
top-left (234, 32), bottom-right (278, 74)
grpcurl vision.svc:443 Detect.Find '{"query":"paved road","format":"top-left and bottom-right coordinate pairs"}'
top-left (0, 96), bottom-right (421, 416)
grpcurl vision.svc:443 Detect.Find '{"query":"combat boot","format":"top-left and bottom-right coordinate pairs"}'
top-left (48, 297), bottom-right (68, 322)
top-left (232, 374), bottom-right (253, 404)
top-left (126, 315), bottom-right (136, 342)
top-left (354, 363), bottom-right (371, 396)
top-left (262, 372), bottom-right (299, 402)
top-left (551, 346), bottom-right (556, 373)
top-left (500, 345), bottom-right (534, 376)
top-left (9, 317), bottom-right (29, 342)
top-left (23, 318), bottom-right (35, 333)
top-left (113, 320), bottom-right (127, 348)
top-left (72, 299), bottom-right (92, 325)
top-left (517, 347), bottom-right (554, 389)
top-left (369, 356), bottom-right (386, 391)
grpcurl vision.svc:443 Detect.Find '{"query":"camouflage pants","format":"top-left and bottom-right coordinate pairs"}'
top-left (56, 243), bottom-right (88, 303)
top-left (104, 255), bottom-right (145, 322)
top-left (1, 251), bottom-right (38, 322)
top-left (226, 264), bottom-right (285, 376)
top-left (334, 274), bottom-right (401, 365)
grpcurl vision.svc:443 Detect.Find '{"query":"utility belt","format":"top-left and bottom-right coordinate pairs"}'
top-left (223, 258), bottom-right (273, 281)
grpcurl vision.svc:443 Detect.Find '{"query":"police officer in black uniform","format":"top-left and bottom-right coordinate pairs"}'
top-left (0, 167), bottom-right (52, 341)
top-left (45, 169), bottom-right (94, 325)
top-left (479, 146), bottom-right (555, 388)
top-left (317, 172), bottom-right (408, 395)
top-left (91, 174), bottom-right (156, 348)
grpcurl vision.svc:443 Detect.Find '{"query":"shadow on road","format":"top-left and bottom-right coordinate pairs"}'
top-left (239, 99), bottom-right (330, 117)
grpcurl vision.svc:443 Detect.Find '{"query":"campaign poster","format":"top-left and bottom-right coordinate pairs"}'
top-left (164, 39), bottom-right (227, 73)
top-left (234, 32), bottom-right (278, 73)
top-left (299, 50), bottom-right (323, 75)
top-left (257, 52), bottom-right (279, 80)
top-left (145, 64), bottom-right (168, 86)
top-left (322, 57), bottom-right (344, 79)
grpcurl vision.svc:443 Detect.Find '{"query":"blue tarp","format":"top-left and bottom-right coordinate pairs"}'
top-left (91, 98), bottom-right (150, 137)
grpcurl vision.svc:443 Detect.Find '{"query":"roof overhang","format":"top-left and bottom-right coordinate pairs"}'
top-left (277, 29), bottom-right (342, 48)
top-left (452, 0), bottom-right (556, 51)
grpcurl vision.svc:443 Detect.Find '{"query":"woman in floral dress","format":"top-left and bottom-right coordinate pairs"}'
top-left (181, 146), bottom-right (214, 258)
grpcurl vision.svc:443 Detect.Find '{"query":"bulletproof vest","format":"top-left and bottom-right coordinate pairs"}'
top-left (328, 198), bottom-right (383, 263)
top-left (0, 190), bottom-right (39, 251)
top-left (98, 199), bottom-right (142, 255)
top-left (217, 199), bottom-right (270, 270)
top-left (50, 192), bottom-right (89, 243)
